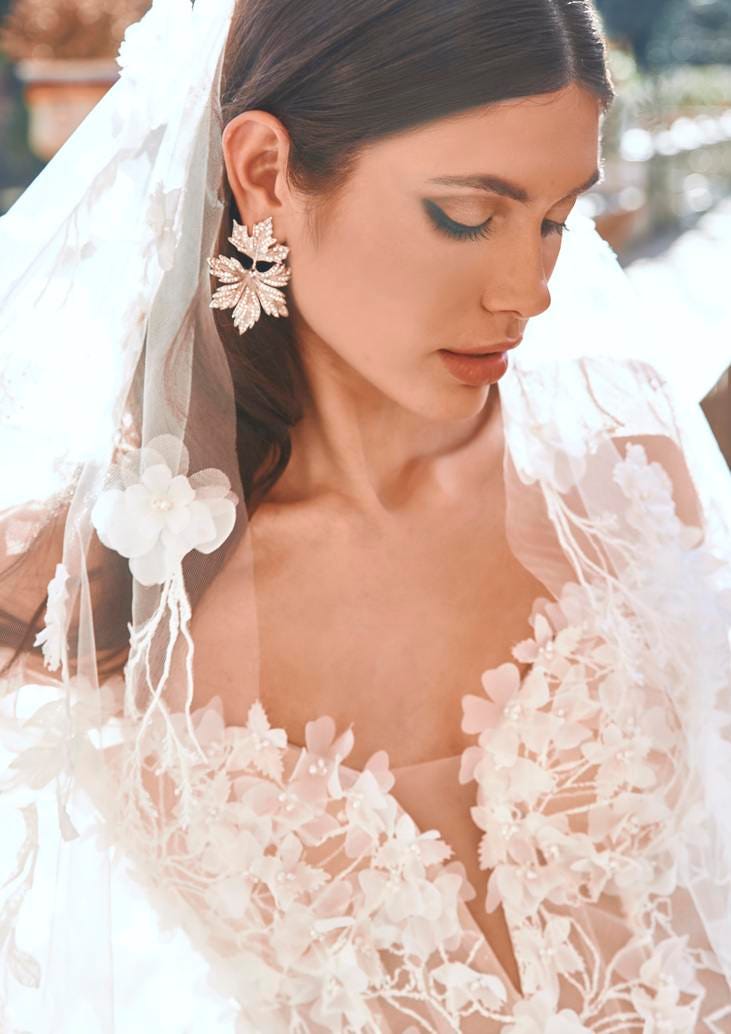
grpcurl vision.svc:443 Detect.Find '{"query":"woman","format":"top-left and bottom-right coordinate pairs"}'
top-left (0, 0), bottom-right (730, 1030)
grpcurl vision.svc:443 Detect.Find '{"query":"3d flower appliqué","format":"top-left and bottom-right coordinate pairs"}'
top-left (33, 562), bottom-right (71, 672)
top-left (91, 434), bottom-right (237, 586)
top-left (208, 217), bottom-right (291, 334)
top-left (503, 989), bottom-right (591, 1034)
top-left (146, 182), bottom-right (183, 271)
top-left (114, 0), bottom-right (194, 135)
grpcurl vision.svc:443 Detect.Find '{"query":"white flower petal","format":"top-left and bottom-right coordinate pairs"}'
top-left (164, 503), bottom-right (192, 537)
top-left (129, 539), bottom-right (182, 586)
top-left (141, 463), bottom-right (173, 494)
top-left (171, 500), bottom-right (217, 555)
top-left (167, 473), bottom-right (196, 505)
top-left (91, 487), bottom-right (158, 558)
top-left (194, 496), bottom-right (237, 555)
top-left (189, 468), bottom-right (232, 493)
top-left (143, 434), bottom-right (190, 476)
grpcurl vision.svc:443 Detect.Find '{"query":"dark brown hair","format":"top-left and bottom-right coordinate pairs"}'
top-left (0, 0), bottom-right (614, 678)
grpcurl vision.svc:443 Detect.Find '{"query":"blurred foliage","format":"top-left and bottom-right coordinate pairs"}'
top-left (648, 0), bottom-right (731, 67)
top-left (596, 0), bottom-right (731, 69)
top-left (600, 45), bottom-right (731, 165)
top-left (607, 48), bottom-right (731, 125)
top-left (1, 0), bottom-right (149, 60)
top-left (595, 0), bottom-right (672, 68)
top-left (0, 51), bottom-right (43, 202)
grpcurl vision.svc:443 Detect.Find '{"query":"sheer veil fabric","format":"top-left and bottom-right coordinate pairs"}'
top-left (1, 1), bottom-right (730, 1031)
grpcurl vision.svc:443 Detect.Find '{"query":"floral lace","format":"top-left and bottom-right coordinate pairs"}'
top-left (2, 445), bottom-right (730, 1032)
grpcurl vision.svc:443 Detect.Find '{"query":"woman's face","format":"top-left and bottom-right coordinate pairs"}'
top-left (229, 83), bottom-right (602, 422)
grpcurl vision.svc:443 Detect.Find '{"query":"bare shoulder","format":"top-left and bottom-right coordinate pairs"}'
top-left (611, 431), bottom-right (704, 531)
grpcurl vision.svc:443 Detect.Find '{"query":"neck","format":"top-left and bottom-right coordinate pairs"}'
top-left (266, 337), bottom-right (502, 518)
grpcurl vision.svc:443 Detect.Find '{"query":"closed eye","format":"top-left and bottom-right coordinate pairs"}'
top-left (424, 200), bottom-right (569, 242)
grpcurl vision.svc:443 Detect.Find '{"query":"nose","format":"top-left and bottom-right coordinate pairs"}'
top-left (480, 232), bottom-right (552, 319)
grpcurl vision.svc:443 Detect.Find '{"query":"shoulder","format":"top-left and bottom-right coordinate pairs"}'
top-left (538, 353), bottom-right (706, 532)
top-left (605, 357), bottom-right (705, 532)
top-left (610, 431), bottom-right (704, 531)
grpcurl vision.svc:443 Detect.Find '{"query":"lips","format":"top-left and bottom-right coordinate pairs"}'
top-left (443, 338), bottom-right (522, 357)
top-left (438, 348), bottom-right (510, 387)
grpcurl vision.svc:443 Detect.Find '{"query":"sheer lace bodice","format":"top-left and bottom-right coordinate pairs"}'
top-left (2, 435), bottom-right (731, 1032)
top-left (377, 752), bottom-right (520, 989)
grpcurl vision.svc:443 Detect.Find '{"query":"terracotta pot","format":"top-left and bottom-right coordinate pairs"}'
top-left (15, 58), bottom-right (119, 161)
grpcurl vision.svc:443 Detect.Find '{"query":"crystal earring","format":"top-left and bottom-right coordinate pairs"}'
top-left (208, 215), bottom-right (292, 335)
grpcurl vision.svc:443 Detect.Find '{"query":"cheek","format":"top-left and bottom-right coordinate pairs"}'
top-left (418, 239), bottom-right (499, 315)
top-left (288, 211), bottom-right (442, 359)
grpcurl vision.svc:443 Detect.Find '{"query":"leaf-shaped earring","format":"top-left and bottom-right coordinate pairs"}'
top-left (208, 215), bottom-right (292, 335)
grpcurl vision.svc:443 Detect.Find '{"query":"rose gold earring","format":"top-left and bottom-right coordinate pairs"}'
top-left (208, 215), bottom-right (291, 335)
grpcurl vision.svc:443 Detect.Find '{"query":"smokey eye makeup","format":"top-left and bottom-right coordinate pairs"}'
top-left (423, 199), bottom-right (569, 242)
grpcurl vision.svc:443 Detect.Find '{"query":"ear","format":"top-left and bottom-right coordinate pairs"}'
top-left (221, 110), bottom-right (292, 235)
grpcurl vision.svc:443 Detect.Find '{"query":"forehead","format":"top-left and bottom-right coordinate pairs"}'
top-left (368, 84), bottom-right (602, 197)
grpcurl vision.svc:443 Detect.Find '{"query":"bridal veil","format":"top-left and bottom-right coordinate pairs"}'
top-left (0, 1), bottom-right (730, 1029)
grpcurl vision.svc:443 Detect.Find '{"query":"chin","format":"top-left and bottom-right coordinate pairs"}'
top-left (402, 381), bottom-right (493, 423)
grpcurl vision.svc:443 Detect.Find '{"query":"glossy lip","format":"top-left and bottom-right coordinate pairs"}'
top-left (441, 338), bottom-right (522, 356)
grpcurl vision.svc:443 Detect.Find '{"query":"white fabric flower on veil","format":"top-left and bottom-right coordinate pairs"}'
top-left (91, 434), bottom-right (238, 586)
top-left (33, 562), bottom-right (71, 672)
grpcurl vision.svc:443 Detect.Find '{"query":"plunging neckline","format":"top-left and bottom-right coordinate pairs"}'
top-left (278, 680), bottom-right (531, 1002)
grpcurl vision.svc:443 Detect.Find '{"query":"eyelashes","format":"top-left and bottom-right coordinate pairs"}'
top-left (423, 200), bottom-right (569, 242)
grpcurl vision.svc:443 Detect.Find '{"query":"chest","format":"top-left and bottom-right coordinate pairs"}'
top-left (192, 491), bottom-right (551, 770)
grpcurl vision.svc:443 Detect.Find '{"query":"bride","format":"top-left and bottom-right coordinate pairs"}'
top-left (1, 0), bottom-right (730, 1030)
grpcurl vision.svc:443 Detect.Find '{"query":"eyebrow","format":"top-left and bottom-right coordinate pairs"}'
top-left (426, 167), bottom-right (603, 203)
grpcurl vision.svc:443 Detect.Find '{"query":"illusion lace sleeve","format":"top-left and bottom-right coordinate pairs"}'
top-left (457, 423), bottom-right (731, 1031)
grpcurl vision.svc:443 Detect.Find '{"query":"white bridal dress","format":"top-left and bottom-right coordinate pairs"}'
top-left (2, 346), bottom-right (731, 1032)
top-left (1, 1), bottom-right (730, 1032)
